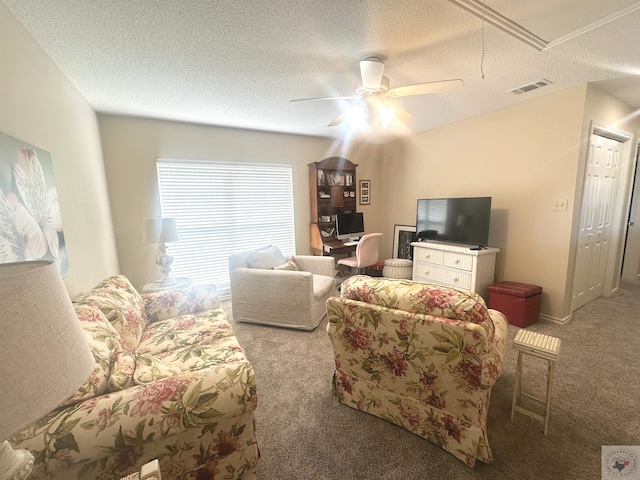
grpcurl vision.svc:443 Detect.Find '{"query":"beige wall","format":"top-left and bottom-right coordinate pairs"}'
top-left (382, 86), bottom-right (589, 320)
top-left (0, 4), bottom-right (119, 297)
top-left (98, 115), bottom-right (383, 290)
top-left (381, 84), bottom-right (640, 320)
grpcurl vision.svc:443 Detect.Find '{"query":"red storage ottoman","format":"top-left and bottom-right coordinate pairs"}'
top-left (364, 262), bottom-right (385, 277)
top-left (487, 281), bottom-right (542, 328)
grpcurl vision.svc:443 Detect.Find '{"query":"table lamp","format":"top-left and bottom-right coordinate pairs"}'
top-left (143, 217), bottom-right (180, 288)
top-left (0, 260), bottom-right (94, 480)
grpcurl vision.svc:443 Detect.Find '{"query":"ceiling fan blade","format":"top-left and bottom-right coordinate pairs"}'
top-left (387, 79), bottom-right (464, 97)
top-left (391, 103), bottom-right (413, 123)
top-left (290, 95), bottom-right (357, 102)
top-left (359, 57), bottom-right (385, 91)
top-left (327, 111), bottom-right (349, 127)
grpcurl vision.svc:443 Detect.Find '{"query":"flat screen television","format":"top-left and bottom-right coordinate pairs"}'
top-left (415, 197), bottom-right (491, 247)
top-left (335, 212), bottom-right (365, 241)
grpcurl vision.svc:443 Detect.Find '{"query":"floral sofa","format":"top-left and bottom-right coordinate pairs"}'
top-left (9, 276), bottom-right (258, 480)
top-left (326, 276), bottom-right (507, 467)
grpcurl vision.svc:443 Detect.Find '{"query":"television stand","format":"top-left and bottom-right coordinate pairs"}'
top-left (469, 245), bottom-right (487, 251)
top-left (411, 241), bottom-right (500, 300)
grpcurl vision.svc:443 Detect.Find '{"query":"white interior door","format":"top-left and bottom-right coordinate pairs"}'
top-left (573, 133), bottom-right (622, 310)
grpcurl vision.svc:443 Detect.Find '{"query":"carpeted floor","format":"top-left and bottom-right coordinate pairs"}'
top-left (223, 279), bottom-right (640, 480)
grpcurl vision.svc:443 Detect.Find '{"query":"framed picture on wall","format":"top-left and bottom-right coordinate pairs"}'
top-left (392, 224), bottom-right (416, 260)
top-left (359, 179), bottom-right (370, 205)
top-left (0, 131), bottom-right (69, 277)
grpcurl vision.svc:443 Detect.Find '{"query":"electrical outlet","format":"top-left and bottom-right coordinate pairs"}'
top-left (552, 199), bottom-right (568, 211)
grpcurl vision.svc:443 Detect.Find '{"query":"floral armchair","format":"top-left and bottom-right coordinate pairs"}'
top-left (326, 276), bottom-right (507, 467)
top-left (9, 276), bottom-right (258, 480)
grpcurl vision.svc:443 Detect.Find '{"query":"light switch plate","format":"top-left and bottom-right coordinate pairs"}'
top-left (552, 199), bottom-right (568, 211)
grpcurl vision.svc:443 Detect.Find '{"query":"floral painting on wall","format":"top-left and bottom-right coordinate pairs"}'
top-left (0, 132), bottom-right (69, 276)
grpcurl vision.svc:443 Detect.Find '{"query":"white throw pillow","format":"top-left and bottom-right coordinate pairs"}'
top-left (247, 245), bottom-right (287, 269)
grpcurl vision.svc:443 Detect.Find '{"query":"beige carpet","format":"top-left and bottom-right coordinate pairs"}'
top-left (223, 279), bottom-right (640, 480)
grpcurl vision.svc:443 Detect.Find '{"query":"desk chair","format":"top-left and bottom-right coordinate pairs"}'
top-left (337, 233), bottom-right (382, 275)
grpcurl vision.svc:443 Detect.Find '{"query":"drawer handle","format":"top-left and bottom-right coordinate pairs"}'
top-left (455, 259), bottom-right (460, 264)
top-left (453, 278), bottom-right (459, 283)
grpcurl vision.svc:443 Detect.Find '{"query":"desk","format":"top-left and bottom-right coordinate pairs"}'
top-left (323, 240), bottom-right (356, 255)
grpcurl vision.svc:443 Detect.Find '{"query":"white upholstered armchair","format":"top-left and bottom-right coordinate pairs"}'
top-left (228, 245), bottom-right (336, 330)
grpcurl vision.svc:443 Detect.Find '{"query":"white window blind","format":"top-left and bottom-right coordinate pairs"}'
top-left (156, 159), bottom-right (295, 299)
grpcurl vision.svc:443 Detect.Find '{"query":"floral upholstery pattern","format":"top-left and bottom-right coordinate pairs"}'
top-left (327, 276), bottom-right (507, 467)
top-left (10, 277), bottom-right (258, 479)
top-left (74, 275), bottom-right (149, 351)
top-left (341, 275), bottom-right (495, 342)
top-left (62, 304), bottom-right (122, 406)
top-left (142, 284), bottom-right (219, 324)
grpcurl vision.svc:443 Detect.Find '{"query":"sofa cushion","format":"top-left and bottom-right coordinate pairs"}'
top-left (313, 274), bottom-right (336, 300)
top-left (138, 309), bottom-right (235, 356)
top-left (107, 344), bottom-right (137, 391)
top-left (247, 245), bottom-right (287, 269)
top-left (341, 276), bottom-right (494, 340)
top-left (62, 304), bottom-right (119, 406)
top-left (134, 353), bottom-right (183, 384)
top-left (74, 275), bottom-right (149, 351)
top-left (153, 336), bottom-right (248, 373)
top-left (142, 284), bottom-right (219, 324)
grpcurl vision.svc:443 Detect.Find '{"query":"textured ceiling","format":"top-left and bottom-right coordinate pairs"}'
top-left (3, 0), bottom-right (640, 142)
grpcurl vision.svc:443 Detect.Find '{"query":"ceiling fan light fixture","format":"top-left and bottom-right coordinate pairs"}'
top-left (378, 102), bottom-right (396, 128)
top-left (359, 58), bottom-right (385, 91)
top-left (345, 100), bottom-right (397, 131)
top-left (346, 104), bottom-right (366, 129)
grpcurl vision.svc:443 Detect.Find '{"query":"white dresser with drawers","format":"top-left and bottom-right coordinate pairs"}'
top-left (411, 241), bottom-right (500, 300)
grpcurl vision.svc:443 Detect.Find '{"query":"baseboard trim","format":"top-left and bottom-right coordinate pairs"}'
top-left (539, 313), bottom-right (571, 325)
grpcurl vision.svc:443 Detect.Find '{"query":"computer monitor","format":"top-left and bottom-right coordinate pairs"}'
top-left (335, 212), bottom-right (365, 241)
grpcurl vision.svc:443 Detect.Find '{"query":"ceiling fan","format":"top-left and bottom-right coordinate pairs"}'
top-left (290, 57), bottom-right (464, 129)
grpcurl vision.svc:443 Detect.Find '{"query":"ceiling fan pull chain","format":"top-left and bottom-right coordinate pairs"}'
top-left (480, 0), bottom-right (486, 79)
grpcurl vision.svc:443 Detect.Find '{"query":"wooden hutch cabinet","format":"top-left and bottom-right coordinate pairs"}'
top-left (309, 157), bottom-right (358, 256)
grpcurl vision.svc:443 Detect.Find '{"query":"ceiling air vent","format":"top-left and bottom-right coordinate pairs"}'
top-left (509, 79), bottom-right (553, 95)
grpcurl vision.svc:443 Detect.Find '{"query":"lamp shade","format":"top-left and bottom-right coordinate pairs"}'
top-left (0, 261), bottom-right (94, 441)
top-left (143, 217), bottom-right (180, 244)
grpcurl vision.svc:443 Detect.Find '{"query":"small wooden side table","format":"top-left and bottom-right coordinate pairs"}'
top-left (511, 329), bottom-right (561, 435)
top-left (142, 277), bottom-right (192, 293)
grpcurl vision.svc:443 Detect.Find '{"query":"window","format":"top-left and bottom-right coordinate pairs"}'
top-left (156, 159), bottom-right (295, 299)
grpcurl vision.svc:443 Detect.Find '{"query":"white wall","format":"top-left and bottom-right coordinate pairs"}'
top-left (0, 4), bottom-right (119, 297)
top-left (98, 115), bottom-right (382, 290)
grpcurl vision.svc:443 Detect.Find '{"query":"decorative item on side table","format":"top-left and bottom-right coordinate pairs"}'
top-left (0, 260), bottom-right (94, 480)
top-left (142, 217), bottom-right (191, 292)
